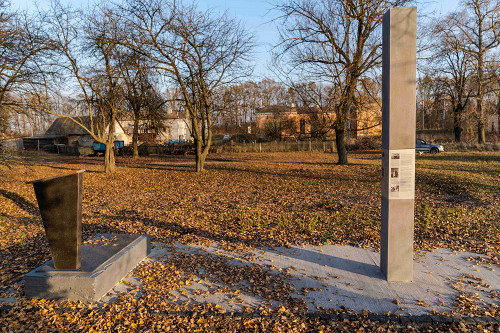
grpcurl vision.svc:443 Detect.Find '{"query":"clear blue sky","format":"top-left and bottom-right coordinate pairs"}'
top-left (11, 0), bottom-right (462, 80)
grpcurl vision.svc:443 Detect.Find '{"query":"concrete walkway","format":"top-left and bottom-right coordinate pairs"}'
top-left (104, 243), bottom-right (499, 317)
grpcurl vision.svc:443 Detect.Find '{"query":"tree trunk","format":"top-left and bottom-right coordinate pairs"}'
top-left (350, 105), bottom-right (358, 139)
top-left (195, 141), bottom-right (212, 172)
top-left (477, 43), bottom-right (485, 144)
top-left (477, 78), bottom-right (485, 143)
top-left (105, 114), bottom-right (116, 174)
top-left (453, 121), bottom-right (462, 142)
top-left (453, 107), bottom-right (462, 142)
top-left (335, 129), bottom-right (348, 165)
top-left (497, 98), bottom-right (500, 135)
top-left (132, 116), bottom-right (139, 159)
top-left (195, 155), bottom-right (205, 172)
top-left (477, 110), bottom-right (486, 144)
top-left (195, 140), bottom-right (204, 172)
top-left (104, 141), bottom-right (115, 174)
top-left (335, 99), bottom-right (350, 165)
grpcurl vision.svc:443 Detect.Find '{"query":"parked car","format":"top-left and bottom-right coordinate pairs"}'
top-left (415, 138), bottom-right (444, 154)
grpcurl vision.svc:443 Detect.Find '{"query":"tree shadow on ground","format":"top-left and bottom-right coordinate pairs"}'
top-left (81, 210), bottom-right (281, 248)
top-left (38, 164), bottom-right (101, 174)
top-left (37, 156), bottom-right (228, 173)
top-left (0, 189), bottom-right (39, 216)
top-left (419, 164), bottom-right (499, 177)
top-left (122, 163), bottom-right (196, 172)
top-left (416, 172), bottom-right (496, 207)
top-left (271, 246), bottom-right (384, 280)
top-left (417, 153), bottom-right (500, 163)
top-left (208, 164), bottom-right (376, 183)
top-left (0, 233), bottom-right (50, 286)
top-left (272, 161), bottom-right (367, 167)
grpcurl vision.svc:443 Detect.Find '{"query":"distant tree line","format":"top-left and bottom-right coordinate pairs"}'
top-left (419, 0), bottom-right (500, 143)
top-left (0, 0), bottom-right (498, 171)
top-left (212, 78), bottom-right (381, 142)
top-left (0, 0), bottom-right (254, 173)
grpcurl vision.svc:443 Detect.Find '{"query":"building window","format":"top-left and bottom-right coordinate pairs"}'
top-left (300, 119), bottom-right (306, 134)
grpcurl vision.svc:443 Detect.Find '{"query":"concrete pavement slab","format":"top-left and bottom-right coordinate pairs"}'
top-left (101, 243), bottom-right (499, 317)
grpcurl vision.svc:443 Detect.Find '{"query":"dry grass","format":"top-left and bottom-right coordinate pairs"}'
top-left (0, 151), bottom-right (498, 331)
top-left (1, 151), bottom-right (498, 281)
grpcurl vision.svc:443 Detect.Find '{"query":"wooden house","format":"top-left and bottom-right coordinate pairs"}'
top-left (24, 116), bottom-right (131, 152)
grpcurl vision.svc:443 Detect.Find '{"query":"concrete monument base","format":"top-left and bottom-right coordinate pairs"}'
top-left (24, 234), bottom-right (150, 302)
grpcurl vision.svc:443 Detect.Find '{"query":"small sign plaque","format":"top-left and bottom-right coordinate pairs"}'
top-left (382, 149), bottom-right (415, 200)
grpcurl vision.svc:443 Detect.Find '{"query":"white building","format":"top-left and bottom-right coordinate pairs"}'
top-left (107, 121), bottom-right (132, 146)
top-left (156, 109), bottom-right (191, 142)
top-left (120, 109), bottom-right (191, 144)
top-left (45, 116), bottom-right (131, 147)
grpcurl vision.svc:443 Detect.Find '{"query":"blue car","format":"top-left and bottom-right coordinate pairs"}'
top-left (415, 138), bottom-right (444, 154)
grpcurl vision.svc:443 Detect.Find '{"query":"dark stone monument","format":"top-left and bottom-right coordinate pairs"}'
top-left (25, 170), bottom-right (151, 302)
top-left (29, 170), bottom-right (84, 270)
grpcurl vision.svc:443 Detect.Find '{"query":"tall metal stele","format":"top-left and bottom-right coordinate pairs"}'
top-left (380, 7), bottom-right (417, 282)
top-left (28, 170), bottom-right (85, 270)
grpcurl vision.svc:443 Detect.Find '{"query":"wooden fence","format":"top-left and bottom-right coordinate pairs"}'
top-left (214, 140), bottom-right (337, 153)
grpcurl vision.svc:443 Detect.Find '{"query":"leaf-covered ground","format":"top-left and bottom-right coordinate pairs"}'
top-left (0, 151), bottom-right (499, 332)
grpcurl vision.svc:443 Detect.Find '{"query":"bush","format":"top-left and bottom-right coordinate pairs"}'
top-left (445, 142), bottom-right (500, 152)
top-left (346, 135), bottom-right (381, 151)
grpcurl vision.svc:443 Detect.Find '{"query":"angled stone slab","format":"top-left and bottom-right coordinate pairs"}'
top-left (24, 234), bottom-right (151, 302)
top-left (28, 170), bottom-right (85, 270)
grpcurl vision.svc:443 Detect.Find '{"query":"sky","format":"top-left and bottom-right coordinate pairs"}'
top-left (11, 0), bottom-right (462, 80)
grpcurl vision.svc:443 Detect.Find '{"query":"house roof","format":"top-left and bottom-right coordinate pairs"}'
top-left (165, 110), bottom-right (188, 119)
top-left (23, 134), bottom-right (62, 140)
top-left (45, 116), bottom-right (102, 136)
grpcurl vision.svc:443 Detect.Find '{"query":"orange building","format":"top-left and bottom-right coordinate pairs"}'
top-left (255, 105), bottom-right (331, 139)
top-left (256, 103), bottom-right (381, 139)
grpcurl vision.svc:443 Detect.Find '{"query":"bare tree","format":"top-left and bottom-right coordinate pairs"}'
top-left (212, 80), bottom-right (276, 134)
top-left (44, 1), bottom-right (127, 173)
top-left (273, 0), bottom-right (412, 164)
top-left (121, 0), bottom-right (254, 172)
top-left (121, 52), bottom-right (165, 158)
top-left (431, 17), bottom-right (475, 142)
top-left (497, 93), bottom-right (500, 134)
top-left (446, 0), bottom-right (500, 143)
top-left (258, 78), bottom-right (290, 107)
top-left (0, 1), bottom-right (52, 136)
top-left (212, 85), bottom-right (244, 132)
top-left (291, 81), bottom-right (336, 138)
